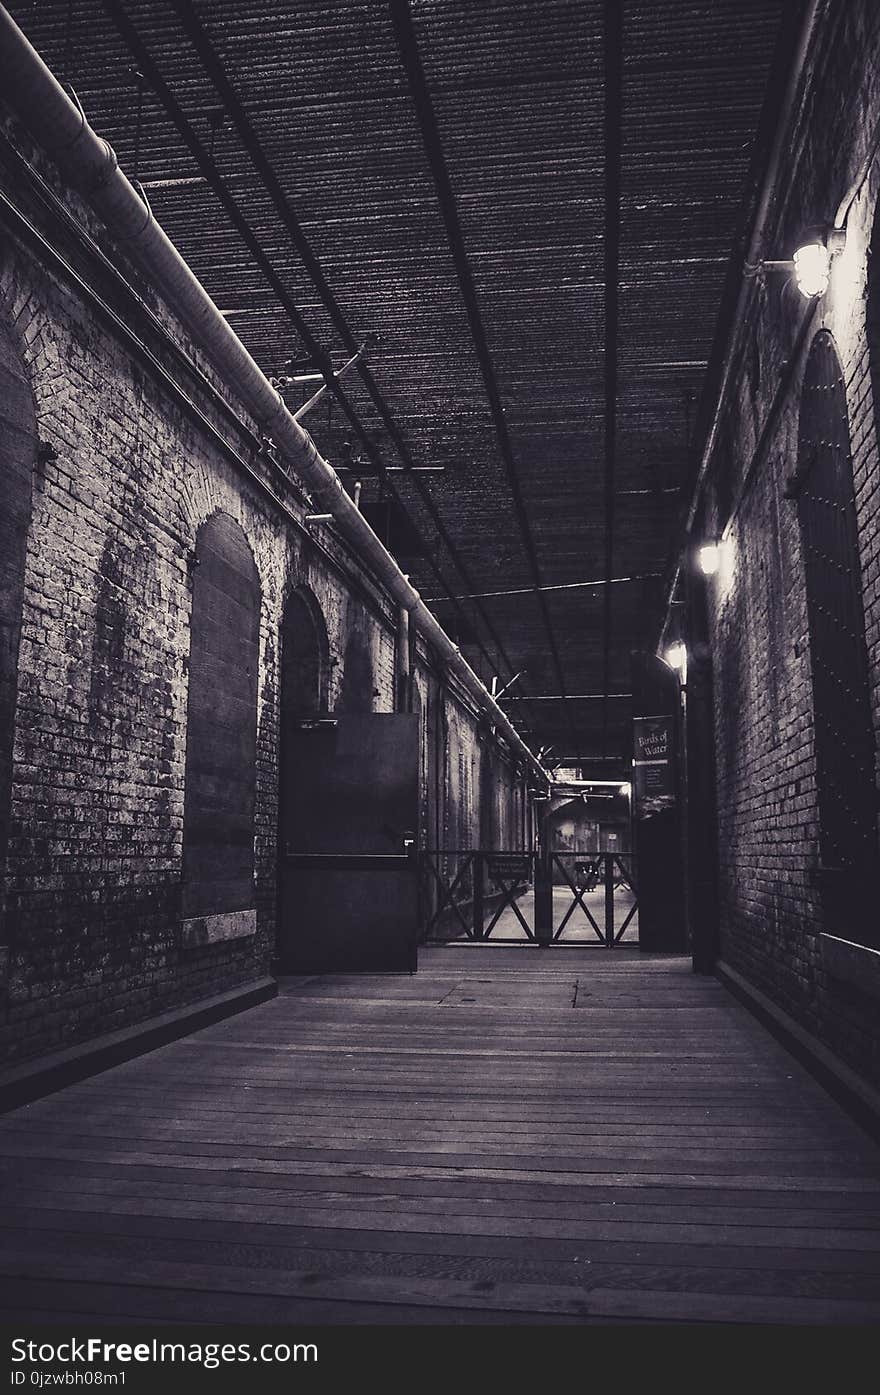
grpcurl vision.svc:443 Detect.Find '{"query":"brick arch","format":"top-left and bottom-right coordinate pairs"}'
top-left (0, 318), bottom-right (37, 910)
top-left (181, 511), bottom-right (261, 937)
top-left (279, 585), bottom-right (329, 717)
top-left (179, 483), bottom-right (269, 586)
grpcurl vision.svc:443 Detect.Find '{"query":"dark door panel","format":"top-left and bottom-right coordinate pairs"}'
top-left (279, 714), bottom-right (419, 972)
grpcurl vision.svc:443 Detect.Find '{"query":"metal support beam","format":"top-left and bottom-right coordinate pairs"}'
top-left (159, 0), bottom-right (541, 735)
top-left (388, 0), bottom-right (580, 764)
top-left (601, 0), bottom-right (622, 761)
top-left (0, 5), bottom-right (549, 787)
top-left (292, 344), bottom-right (369, 421)
top-left (102, 0), bottom-right (538, 734)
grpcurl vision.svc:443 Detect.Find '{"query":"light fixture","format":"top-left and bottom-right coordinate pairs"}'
top-left (793, 241), bottom-right (830, 297)
top-left (664, 642), bottom-right (687, 672)
top-left (792, 226), bottom-right (846, 298)
top-left (748, 226), bottom-right (846, 299)
top-left (697, 541), bottom-right (721, 576)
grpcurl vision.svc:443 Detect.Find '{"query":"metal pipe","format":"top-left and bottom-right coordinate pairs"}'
top-left (493, 670), bottom-right (526, 701)
top-left (0, 4), bottom-right (547, 786)
top-left (396, 605), bottom-right (411, 714)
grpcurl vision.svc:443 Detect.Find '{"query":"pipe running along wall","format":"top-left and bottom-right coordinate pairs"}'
top-left (0, 4), bottom-right (548, 787)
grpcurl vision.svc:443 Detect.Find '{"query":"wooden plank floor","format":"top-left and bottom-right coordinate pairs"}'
top-left (1, 945), bottom-right (879, 1325)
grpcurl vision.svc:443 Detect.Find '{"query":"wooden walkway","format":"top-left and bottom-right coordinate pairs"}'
top-left (1, 946), bottom-right (879, 1325)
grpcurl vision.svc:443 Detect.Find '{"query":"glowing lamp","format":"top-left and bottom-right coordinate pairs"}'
top-left (793, 241), bottom-right (830, 298)
top-left (664, 642), bottom-right (687, 672)
top-left (698, 542), bottom-right (721, 576)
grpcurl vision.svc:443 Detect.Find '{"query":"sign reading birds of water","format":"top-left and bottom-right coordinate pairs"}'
top-left (633, 714), bottom-right (676, 818)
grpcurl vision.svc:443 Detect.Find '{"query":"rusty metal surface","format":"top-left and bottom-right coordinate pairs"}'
top-left (3, 0), bottom-right (784, 768)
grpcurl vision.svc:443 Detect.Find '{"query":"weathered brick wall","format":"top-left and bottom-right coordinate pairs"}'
top-left (702, 0), bottom-right (880, 1085)
top-left (0, 128), bottom-right (527, 1065)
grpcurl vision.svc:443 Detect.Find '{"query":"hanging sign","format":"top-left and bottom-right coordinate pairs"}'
top-left (633, 714), bottom-right (675, 818)
top-left (486, 852), bottom-right (531, 883)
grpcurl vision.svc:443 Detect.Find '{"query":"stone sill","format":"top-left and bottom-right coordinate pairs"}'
top-left (181, 908), bottom-right (257, 948)
top-left (821, 934), bottom-right (880, 1002)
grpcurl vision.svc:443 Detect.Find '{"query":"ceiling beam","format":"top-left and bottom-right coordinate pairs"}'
top-left (388, 0), bottom-right (581, 762)
top-left (601, 0), bottom-right (623, 761)
top-left (107, 0), bottom-right (539, 732)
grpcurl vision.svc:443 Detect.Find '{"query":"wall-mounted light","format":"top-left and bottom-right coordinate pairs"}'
top-left (748, 226), bottom-right (846, 300)
top-left (792, 226), bottom-right (846, 299)
top-left (695, 535), bottom-right (736, 590)
top-left (664, 642), bottom-right (687, 673)
top-left (792, 241), bottom-right (830, 298)
top-left (697, 541), bottom-right (721, 576)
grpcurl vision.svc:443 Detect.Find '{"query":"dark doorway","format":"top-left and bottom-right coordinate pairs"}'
top-left (277, 587), bottom-right (327, 966)
top-left (181, 513), bottom-right (260, 929)
top-left (278, 713), bottom-right (419, 973)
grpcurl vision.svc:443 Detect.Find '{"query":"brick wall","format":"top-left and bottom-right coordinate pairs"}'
top-left (701, 0), bottom-right (880, 1085)
top-left (0, 126), bottom-right (528, 1066)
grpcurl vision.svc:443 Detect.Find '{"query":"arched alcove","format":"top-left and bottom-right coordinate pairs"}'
top-left (276, 586), bottom-right (329, 965)
top-left (0, 321), bottom-right (37, 912)
top-left (795, 330), bottom-right (878, 939)
top-left (277, 586), bottom-right (328, 845)
top-left (181, 512), bottom-right (261, 926)
top-left (280, 587), bottom-right (328, 719)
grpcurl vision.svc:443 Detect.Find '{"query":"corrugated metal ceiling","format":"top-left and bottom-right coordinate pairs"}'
top-left (4, 0), bottom-right (785, 771)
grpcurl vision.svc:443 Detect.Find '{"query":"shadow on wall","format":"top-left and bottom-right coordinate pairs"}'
top-left (336, 627), bottom-right (375, 713)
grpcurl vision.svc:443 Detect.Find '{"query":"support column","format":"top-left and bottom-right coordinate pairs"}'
top-left (684, 564), bottom-right (720, 973)
top-left (396, 604), bottom-right (411, 713)
top-left (534, 800), bottom-right (553, 945)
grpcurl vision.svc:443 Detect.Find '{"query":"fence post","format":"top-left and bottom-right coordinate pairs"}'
top-left (604, 853), bottom-right (615, 947)
top-left (535, 846), bottom-right (553, 945)
top-left (472, 853), bottom-right (484, 940)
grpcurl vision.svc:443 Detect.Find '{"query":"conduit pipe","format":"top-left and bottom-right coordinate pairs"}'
top-left (0, 5), bottom-right (548, 786)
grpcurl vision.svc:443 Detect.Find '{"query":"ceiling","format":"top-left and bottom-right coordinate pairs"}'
top-left (6, 0), bottom-right (785, 774)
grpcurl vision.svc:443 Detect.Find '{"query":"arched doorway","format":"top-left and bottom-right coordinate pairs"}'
top-left (795, 330), bottom-right (878, 941)
top-left (276, 587), bottom-right (419, 971)
top-left (181, 512), bottom-right (261, 939)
